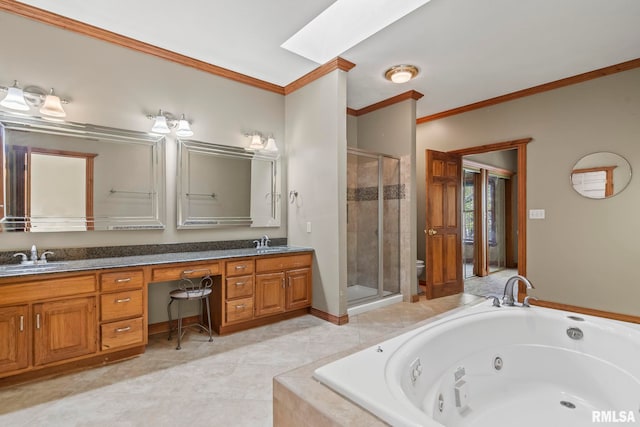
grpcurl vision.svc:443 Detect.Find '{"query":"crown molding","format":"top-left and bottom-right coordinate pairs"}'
top-left (284, 57), bottom-right (356, 95)
top-left (0, 0), bottom-right (285, 94)
top-left (417, 57), bottom-right (640, 124)
top-left (348, 90), bottom-right (424, 116)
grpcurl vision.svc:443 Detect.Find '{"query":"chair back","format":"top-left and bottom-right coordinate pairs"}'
top-left (177, 269), bottom-right (213, 299)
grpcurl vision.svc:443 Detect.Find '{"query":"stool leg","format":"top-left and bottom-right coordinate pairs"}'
top-left (167, 299), bottom-right (174, 340)
top-left (176, 300), bottom-right (182, 350)
top-left (205, 296), bottom-right (213, 343)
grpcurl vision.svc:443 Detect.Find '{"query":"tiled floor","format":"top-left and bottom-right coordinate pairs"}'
top-left (464, 268), bottom-right (518, 298)
top-left (0, 293), bottom-right (481, 427)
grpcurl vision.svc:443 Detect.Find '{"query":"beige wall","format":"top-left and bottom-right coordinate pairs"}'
top-left (417, 68), bottom-right (640, 316)
top-left (285, 70), bottom-right (348, 316)
top-left (0, 12), bottom-right (286, 252)
top-left (355, 101), bottom-right (418, 300)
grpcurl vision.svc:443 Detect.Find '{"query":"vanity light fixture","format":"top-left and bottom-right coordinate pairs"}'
top-left (147, 109), bottom-right (194, 137)
top-left (384, 65), bottom-right (419, 84)
top-left (248, 133), bottom-right (265, 150)
top-left (244, 132), bottom-right (279, 153)
top-left (263, 136), bottom-right (278, 152)
top-left (39, 89), bottom-right (67, 118)
top-left (0, 80), bottom-right (69, 117)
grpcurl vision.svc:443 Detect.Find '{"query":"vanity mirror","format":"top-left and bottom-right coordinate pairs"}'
top-left (570, 152), bottom-right (632, 199)
top-left (177, 139), bottom-right (280, 228)
top-left (0, 114), bottom-right (166, 232)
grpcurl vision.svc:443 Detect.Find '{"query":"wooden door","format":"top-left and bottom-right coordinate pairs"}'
top-left (254, 272), bottom-right (285, 317)
top-left (0, 305), bottom-right (29, 374)
top-left (285, 268), bottom-right (312, 311)
top-left (33, 296), bottom-right (97, 366)
top-left (425, 150), bottom-right (463, 299)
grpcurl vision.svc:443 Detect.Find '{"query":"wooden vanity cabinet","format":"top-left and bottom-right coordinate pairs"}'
top-left (254, 254), bottom-right (312, 318)
top-left (99, 269), bottom-right (145, 351)
top-left (33, 296), bottom-right (97, 366)
top-left (0, 273), bottom-right (98, 380)
top-left (213, 252), bottom-right (313, 335)
top-left (0, 305), bottom-right (29, 374)
top-left (224, 259), bottom-right (255, 324)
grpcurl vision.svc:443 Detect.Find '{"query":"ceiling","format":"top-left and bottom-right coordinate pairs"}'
top-left (15, 0), bottom-right (640, 118)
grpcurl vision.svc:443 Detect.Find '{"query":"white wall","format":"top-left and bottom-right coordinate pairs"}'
top-left (285, 70), bottom-right (348, 316)
top-left (417, 68), bottom-right (640, 316)
top-left (0, 12), bottom-right (286, 251)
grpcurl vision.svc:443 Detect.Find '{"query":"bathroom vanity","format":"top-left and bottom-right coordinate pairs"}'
top-left (0, 247), bottom-right (313, 385)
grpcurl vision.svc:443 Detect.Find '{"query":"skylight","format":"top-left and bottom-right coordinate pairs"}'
top-left (281, 0), bottom-right (433, 64)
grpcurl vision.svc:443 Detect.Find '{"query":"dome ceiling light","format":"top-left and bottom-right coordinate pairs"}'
top-left (384, 65), bottom-right (419, 84)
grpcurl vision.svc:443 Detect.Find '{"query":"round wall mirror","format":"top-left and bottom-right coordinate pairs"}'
top-left (570, 152), bottom-right (632, 199)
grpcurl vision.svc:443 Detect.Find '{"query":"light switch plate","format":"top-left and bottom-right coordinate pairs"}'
top-left (529, 209), bottom-right (545, 219)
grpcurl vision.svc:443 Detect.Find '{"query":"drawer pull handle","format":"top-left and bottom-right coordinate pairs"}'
top-left (19, 315), bottom-right (24, 332)
top-left (115, 277), bottom-right (132, 283)
top-left (36, 313), bottom-right (41, 329)
top-left (182, 268), bottom-right (212, 276)
top-left (235, 304), bottom-right (246, 310)
top-left (235, 265), bottom-right (247, 270)
top-left (116, 297), bottom-right (131, 303)
top-left (115, 326), bottom-right (131, 333)
top-left (235, 281), bottom-right (246, 286)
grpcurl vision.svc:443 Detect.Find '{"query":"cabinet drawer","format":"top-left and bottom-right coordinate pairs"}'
top-left (255, 253), bottom-right (312, 273)
top-left (101, 317), bottom-right (144, 351)
top-left (151, 262), bottom-right (221, 282)
top-left (225, 297), bottom-right (253, 323)
top-left (225, 275), bottom-right (254, 299)
top-left (0, 275), bottom-right (96, 306)
top-left (100, 290), bottom-right (143, 322)
top-left (100, 270), bottom-right (144, 292)
top-left (226, 259), bottom-right (254, 277)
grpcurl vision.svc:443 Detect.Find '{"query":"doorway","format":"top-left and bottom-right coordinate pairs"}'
top-left (462, 152), bottom-right (518, 296)
top-left (346, 148), bottom-right (401, 307)
top-left (424, 138), bottom-right (530, 299)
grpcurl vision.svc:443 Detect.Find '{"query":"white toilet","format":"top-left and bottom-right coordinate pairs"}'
top-left (416, 260), bottom-right (425, 279)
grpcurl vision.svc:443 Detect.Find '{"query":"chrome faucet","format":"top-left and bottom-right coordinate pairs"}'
top-left (502, 275), bottom-right (534, 306)
top-left (12, 245), bottom-right (54, 265)
top-left (253, 235), bottom-right (271, 249)
top-left (40, 251), bottom-right (55, 264)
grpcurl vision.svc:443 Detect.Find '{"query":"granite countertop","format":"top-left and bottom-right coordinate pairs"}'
top-left (0, 245), bottom-right (313, 278)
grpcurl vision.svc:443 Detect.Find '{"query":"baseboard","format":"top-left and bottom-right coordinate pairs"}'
top-left (310, 307), bottom-right (349, 325)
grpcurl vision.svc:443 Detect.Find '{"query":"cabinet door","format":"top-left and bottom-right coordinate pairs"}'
top-left (0, 305), bottom-right (29, 374)
top-left (285, 268), bottom-right (312, 311)
top-left (33, 296), bottom-right (97, 366)
top-left (254, 272), bottom-right (285, 317)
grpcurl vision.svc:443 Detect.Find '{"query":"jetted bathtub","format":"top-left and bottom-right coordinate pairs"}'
top-left (314, 300), bottom-right (640, 426)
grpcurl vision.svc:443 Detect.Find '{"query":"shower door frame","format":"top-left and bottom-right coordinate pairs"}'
top-left (347, 147), bottom-right (401, 306)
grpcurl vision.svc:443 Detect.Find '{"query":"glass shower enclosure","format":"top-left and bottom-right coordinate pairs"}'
top-left (347, 148), bottom-right (401, 307)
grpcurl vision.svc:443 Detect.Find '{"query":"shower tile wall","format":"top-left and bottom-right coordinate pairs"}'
top-left (383, 157), bottom-right (401, 295)
top-left (355, 158), bottom-right (379, 288)
top-left (347, 153), bottom-right (403, 296)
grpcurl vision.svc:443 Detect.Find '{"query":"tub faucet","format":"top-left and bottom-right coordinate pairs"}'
top-left (502, 275), bottom-right (534, 306)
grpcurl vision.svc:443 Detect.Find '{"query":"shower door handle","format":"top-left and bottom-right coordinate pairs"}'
top-left (427, 229), bottom-right (438, 236)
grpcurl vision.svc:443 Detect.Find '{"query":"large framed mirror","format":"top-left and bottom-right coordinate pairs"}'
top-left (0, 114), bottom-right (166, 232)
top-left (570, 152), bottom-right (632, 199)
top-left (177, 139), bottom-right (280, 228)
